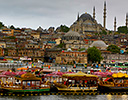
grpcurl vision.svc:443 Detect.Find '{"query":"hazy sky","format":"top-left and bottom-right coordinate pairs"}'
top-left (0, 0), bottom-right (127, 30)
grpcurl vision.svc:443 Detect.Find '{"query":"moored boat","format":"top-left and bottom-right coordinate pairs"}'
top-left (0, 72), bottom-right (50, 94)
top-left (53, 71), bottom-right (98, 92)
top-left (98, 72), bottom-right (128, 92)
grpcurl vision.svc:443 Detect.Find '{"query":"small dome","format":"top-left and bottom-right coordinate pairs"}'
top-left (90, 40), bottom-right (108, 48)
top-left (64, 30), bottom-right (80, 37)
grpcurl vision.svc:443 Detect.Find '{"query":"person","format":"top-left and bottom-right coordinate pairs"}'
top-left (73, 64), bottom-right (76, 68)
top-left (84, 64), bottom-right (87, 69)
top-left (64, 81), bottom-right (67, 85)
top-left (48, 65), bottom-right (51, 69)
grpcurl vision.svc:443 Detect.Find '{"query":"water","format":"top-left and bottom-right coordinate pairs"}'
top-left (0, 95), bottom-right (127, 100)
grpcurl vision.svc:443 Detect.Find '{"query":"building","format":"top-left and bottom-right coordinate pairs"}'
top-left (102, 53), bottom-right (128, 63)
top-left (56, 51), bottom-right (87, 64)
top-left (70, 2), bottom-right (107, 35)
top-left (70, 12), bottom-right (104, 35)
top-left (61, 30), bottom-right (87, 49)
top-left (2, 28), bottom-right (14, 36)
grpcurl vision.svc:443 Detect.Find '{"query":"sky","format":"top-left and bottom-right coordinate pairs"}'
top-left (0, 0), bottom-right (128, 30)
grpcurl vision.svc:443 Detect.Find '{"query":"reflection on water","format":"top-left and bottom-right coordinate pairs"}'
top-left (107, 95), bottom-right (112, 100)
top-left (110, 95), bottom-right (128, 100)
top-left (0, 95), bottom-right (128, 100)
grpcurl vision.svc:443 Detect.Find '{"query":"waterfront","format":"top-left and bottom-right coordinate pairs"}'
top-left (0, 95), bottom-right (127, 100)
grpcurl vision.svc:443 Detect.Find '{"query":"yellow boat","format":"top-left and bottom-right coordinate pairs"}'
top-left (53, 71), bottom-right (98, 92)
top-left (98, 72), bottom-right (128, 92)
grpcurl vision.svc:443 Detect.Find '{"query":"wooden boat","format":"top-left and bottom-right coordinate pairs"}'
top-left (98, 72), bottom-right (128, 92)
top-left (53, 71), bottom-right (98, 92)
top-left (1, 72), bottom-right (50, 93)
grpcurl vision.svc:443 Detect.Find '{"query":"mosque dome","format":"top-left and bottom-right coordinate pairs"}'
top-left (90, 40), bottom-right (108, 48)
top-left (79, 13), bottom-right (94, 22)
top-left (64, 30), bottom-right (80, 37)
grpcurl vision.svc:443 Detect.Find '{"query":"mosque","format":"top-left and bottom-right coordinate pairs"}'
top-left (70, 1), bottom-right (128, 35)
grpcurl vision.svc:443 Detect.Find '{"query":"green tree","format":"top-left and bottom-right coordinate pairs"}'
top-left (87, 46), bottom-right (103, 63)
top-left (60, 25), bottom-right (70, 32)
top-left (0, 22), bottom-right (4, 29)
top-left (109, 31), bottom-right (112, 34)
top-left (117, 26), bottom-right (128, 34)
top-left (100, 30), bottom-right (107, 35)
top-left (10, 25), bottom-right (15, 29)
top-left (57, 43), bottom-right (65, 48)
top-left (107, 45), bottom-right (120, 53)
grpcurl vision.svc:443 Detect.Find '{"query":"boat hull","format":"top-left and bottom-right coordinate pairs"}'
top-left (2, 88), bottom-right (50, 94)
top-left (98, 85), bottom-right (128, 92)
top-left (57, 87), bottom-right (97, 92)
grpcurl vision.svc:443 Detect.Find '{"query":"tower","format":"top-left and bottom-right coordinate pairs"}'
top-left (103, 1), bottom-right (106, 29)
top-left (93, 6), bottom-right (95, 19)
top-left (126, 13), bottom-right (128, 27)
top-left (114, 17), bottom-right (116, 32)
top-left (77, 12), bottom-right (80, 32)
top-left (77, 12), bottom-right (80, 21)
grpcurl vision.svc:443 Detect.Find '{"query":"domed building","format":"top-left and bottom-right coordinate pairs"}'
top-left (62, 30), bottom-right (87, 49)
top-left (90, 40), bottom-right (108, 50)
top-left (70, 12), bottom-right (104, 35)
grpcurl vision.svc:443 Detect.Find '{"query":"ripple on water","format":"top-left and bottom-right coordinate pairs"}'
top-left (0, 95), bottom-right (127, 100)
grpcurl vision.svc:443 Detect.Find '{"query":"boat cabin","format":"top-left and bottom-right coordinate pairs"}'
top-left (16, 72), bottom-right (42, 89)
top-left (54, 71), bottom-right (98, 92)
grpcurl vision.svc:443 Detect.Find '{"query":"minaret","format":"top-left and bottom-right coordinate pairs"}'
top-left (77, 12), bottom-right (79, 21)
top-left (77, 12), bottom-right (80, 32)
top-left (114, 17), bottom-right (116, 32)
top-left (103, 1), bottom-right (106, 29)
top-left (93, 6), bottom-right (95, 19)
top-left (126, 13), bottom-right (128, 27)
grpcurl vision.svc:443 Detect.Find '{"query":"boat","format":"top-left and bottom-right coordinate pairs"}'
top-left (98, 72), bottom-right (128, 92)
top-left (53, 71), bottom-right (98, 92)
top-left (0, 72), bottom-right (50, 94)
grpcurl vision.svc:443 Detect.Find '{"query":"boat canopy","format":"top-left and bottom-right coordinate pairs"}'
top-left (112, 72), bottom-right (128, 78)
top-left (62, 71), bottom-right (97, 78)
top-left (16, 72), bottom-right (42, 81)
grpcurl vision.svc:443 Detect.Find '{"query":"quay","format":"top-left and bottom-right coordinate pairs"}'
top-left (0, 92), bottom-right (128, 96)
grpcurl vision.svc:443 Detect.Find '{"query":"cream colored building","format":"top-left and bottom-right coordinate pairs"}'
top-left (62, 30), bottom-right (87, 49)
top-left (56, 51), bottom-right (87, 64)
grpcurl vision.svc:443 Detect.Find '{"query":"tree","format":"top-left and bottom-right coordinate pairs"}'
top-left (107, 45), bottom-right (120, 53)
top-left (0, 22), bottom-right (4, 29)
top-left (10, 25), bottom-right (15, 29)
top-left (57, 43), bottom-right (65, 48)
top-left (108, 31), bottom-right (112, 34)
top-left (117, 26), bottom-right (128, 34)
top-left (87, 46), bottom-right (103, 64)
top-left (100, 30), bottom-right (107, 35)
top-left (60, 25), bottom-right (70, 32)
